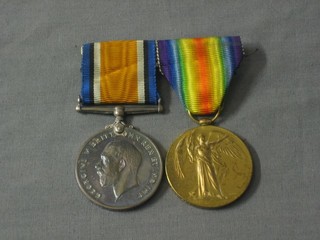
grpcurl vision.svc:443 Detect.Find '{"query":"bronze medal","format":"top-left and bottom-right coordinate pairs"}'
top-left (166, 125), bottom-right (252, 208)
top-left (157, 36), bottom-right (252, 207)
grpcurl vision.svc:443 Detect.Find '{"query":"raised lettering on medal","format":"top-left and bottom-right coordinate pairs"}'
top-left (76, 127), bottom-right (163, 210)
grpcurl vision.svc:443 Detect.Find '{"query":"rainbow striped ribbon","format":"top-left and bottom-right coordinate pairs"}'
top-left (158, 36), bottom-right (243, 115)
top-left (81, 40), bottom-right (158, 105)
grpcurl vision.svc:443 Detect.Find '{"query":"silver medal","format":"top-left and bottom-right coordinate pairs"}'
top-left (75, 105), bottom-right (163, 210)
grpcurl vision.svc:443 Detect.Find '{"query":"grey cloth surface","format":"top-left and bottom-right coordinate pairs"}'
top-left (1, 0), bottom-right (319, 239)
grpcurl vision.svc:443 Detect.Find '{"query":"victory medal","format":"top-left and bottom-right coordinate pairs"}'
top-left (75, 40), bottom-right (163, 210)
top-left (158, 37), bottom-right (253, 208)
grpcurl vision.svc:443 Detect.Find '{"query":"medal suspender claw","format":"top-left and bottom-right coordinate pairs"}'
top-left (158, 36), bottom-right (253, 208)
top-left (75, 40), bottom-right (163, 210)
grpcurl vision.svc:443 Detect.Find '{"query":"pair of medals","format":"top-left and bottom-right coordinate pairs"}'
top-left (75, 37), bottom-right (253, 210)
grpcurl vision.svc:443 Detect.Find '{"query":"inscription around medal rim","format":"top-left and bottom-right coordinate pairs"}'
top-left (78, 159), bottom-right (102, 199)
top-left (76, 127), bottom-right (162, 210)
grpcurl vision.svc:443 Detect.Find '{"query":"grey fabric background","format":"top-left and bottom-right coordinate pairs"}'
top-left (1, 0), bottom-right (319, 239)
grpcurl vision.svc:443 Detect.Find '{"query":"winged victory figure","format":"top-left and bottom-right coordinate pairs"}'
top-left (174, 130), bottom-right (245, 199)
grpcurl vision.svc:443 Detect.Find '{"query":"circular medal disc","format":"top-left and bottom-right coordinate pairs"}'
top-left (166, 126), bottom-right (252, 208)
top-left (76, 127), bottom-right (163, 210)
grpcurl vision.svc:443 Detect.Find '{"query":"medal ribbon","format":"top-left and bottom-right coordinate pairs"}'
top-left (158, 36), bottom-right (243, 115)
top-left (81, 40), bottom-right (158, 105)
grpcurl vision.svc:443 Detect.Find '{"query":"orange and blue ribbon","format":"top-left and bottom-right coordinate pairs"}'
top-left (81, 37), bottom-right (243, 114)
top-left (81, 40), bottom-right (158, 105)
top-left (158, 36), bottom-right (243, 115)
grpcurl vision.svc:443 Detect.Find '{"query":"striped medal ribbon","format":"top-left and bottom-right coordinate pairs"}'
top-left (81, 40), bottom-right (158, 105)
top-left (76, 40), bottom-right (163, 210)
top-left (160, 37), bottom-right (253, 208)
top-left (158, 36), bottom-right (243, 115)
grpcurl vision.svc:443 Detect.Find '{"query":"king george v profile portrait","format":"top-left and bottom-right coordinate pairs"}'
top-left (95, 140), bottom-right (142, 201)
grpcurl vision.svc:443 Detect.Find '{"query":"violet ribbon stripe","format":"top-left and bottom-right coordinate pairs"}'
top-left (158, 36), bottom-right (244, 115)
